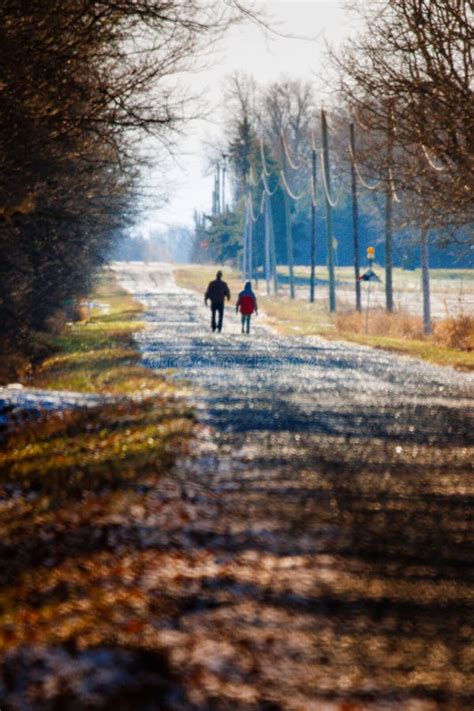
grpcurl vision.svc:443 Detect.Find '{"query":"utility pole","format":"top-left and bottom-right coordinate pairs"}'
top-left (321, 109), bottom-right (336, 312)
top-left (385, 105), bottom-right (394, 312)
top-left (268, 193), bottom-right (279, 293)
top-left (242, 201), bottom-right (249, 279)
top-left (280, 135), bottom-right (295, 299)
top-left (248, 211), bottom-right (253, 281)
top-left (350, 123), bottom-right (362, 311)
top-left (264, 193), bottom-right (271, 295)
top-left (310, 146), bottom-right (317, 303)
top-left (216, 163), bottom-right (221, 215)
top-left (420, 226), bottom-right (432, 335)
top-left (221, 153), bottom-right (228, 212)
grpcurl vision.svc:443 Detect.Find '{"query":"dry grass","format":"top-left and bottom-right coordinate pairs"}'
top-left (336, 309), bottom-right (424, 339)
top-left (434, 314), bottom-right (474, 351)
top-left (259, 295), bottom-right (334, 336)
top-left (335, 309), bottom-right (474, 353)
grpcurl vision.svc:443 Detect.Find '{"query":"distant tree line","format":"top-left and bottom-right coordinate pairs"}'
top-left (114, 227), bottom-right (193, 264)
top-left (0, 0), bottom-right (250, 376)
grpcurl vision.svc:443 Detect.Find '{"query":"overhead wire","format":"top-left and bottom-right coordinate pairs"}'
top-left (247, 166), bottom-right (260, 187)
top-left (348, 143), bottom-right (382, 191)
top-left (389, 167), bottom-right (401, 203)
top-left (319, 152), bottom-right (345, 208)
top-left (261, 170), bottom-right (280, 196)
top-left (281, 130), bottom-right (301, 170)
top-left (249, 126), bottom-right (404, 209)
top-left (246, 190), bottom-right (265, 223)
top-left (259, 138), bottom-right (273, 177)
top-left (352, 105), bottom-right (371, 132)
top-left (279, 170), bottom-right (306, 201)
top-left (421, 144), bottom-right (445, 172)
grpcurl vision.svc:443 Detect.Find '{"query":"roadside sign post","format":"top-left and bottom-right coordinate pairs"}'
top-left (365, 274), bottom-right (371, 335)
top-left (364, 247), bottom-right (376, 334)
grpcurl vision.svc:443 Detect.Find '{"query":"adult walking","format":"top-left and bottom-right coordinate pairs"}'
top-left (236, 281), bottom-right (258, 334)
top-left (204, 270), bottom-right (231, 333)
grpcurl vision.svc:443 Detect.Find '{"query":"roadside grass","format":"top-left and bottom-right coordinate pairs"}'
top-left (0, 399), bottom-right (193, 494)
top-left (2, 268), bottom-right (194, 494)
top-left (0, 269), bottom-right (195, 654)
top-left (174, 264), bottom-right (474, 371)
top-left (30, 271), bottom-right (161, 395)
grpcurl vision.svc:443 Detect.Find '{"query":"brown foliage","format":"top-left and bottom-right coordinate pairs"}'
top-left (434, 314), bottom-right (474, 352)
top-left (0, 1), bottom-right (252, 372)
top-left (336, 309), bottom-right (424, 339)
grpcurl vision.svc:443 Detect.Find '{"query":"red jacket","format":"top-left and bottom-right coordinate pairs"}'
top-left (236, 292), bottom-right (257, 315)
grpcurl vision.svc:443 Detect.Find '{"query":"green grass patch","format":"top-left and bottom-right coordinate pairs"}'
top-left (4, 268), bottom-right (194, 493)
top-left (0, 399), bottom-right (193, 495)
top-left (31, 270), bottom-right (168, 396)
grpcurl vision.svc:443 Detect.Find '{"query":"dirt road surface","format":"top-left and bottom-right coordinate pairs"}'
top-left (109, 262), bottom-right (474, 710)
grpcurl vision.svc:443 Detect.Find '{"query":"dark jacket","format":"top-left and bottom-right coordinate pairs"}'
top-left (205, 278), bottom-right (230, 305)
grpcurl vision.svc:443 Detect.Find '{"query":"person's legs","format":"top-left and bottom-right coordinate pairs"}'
top-left (217, 303), bottom-right (224, 332)
top-left (241, 314), bottom-right (245, 334)
top-left (246, 314), bottom-right (251, 334)
top-left (211, 304), bottom-right (217, 332)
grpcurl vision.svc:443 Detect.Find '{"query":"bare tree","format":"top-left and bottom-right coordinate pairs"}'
top-left (0, 0), bottom-right (257, 374)
top-left (332, 0), bottom-right (474, 231)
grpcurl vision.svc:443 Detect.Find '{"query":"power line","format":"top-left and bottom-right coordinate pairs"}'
top-left (280, 130), bottom-right (301, 170)
top-left (348, 142), bottom-right (382, 191)
top-left (279, 170), bottom-right (306, 201)
top-left (259, 138), bottom-right (272, 177)
top-left (422, 144), bottom-right (445, 172)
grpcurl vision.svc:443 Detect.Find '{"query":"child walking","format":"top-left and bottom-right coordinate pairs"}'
top-left (236, 281), bottom-right (258, 334)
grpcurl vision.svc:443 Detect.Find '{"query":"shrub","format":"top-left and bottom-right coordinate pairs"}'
top-left (434, 315), bottom-right (474, 351)
top-left (336, 309), bottom-right (424, 339)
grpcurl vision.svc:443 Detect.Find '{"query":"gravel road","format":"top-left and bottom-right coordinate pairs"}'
top-left (114, 262), bottom-right (474, 711)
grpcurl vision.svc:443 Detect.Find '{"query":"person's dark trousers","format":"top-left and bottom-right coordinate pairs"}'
top-left (211, 302), bottom-right (224, 332)
top-left (241, 314), bottom-right (251, 334)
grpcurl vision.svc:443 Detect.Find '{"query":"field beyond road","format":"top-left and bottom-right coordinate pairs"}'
top-left (174, 264), bottom-right (474, 370)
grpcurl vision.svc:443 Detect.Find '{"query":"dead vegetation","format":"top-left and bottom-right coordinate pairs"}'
top-left (336, 309), bottom-right (425, 340)
top-left (434, 314), bottom-right (474, 352)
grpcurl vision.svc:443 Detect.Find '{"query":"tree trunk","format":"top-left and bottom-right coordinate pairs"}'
top-left (280, 136), bottom-right (295, 299)
top-left (321, 110), bottom-right (336, 313)
top-left (268, 194), bottom-right (279, 293)
top-left (310, 148), bottom-right (317, 304)
top-left (385, 107), bottom-right (394, 312)
top-left (264, 193), bottom-right (271, 295)
top-left (421, 227), bottom-right (432, 335)
top-left (242, 198), bottom-right (249, 279)
top-left (350, 123), bottom-right (362, 311)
